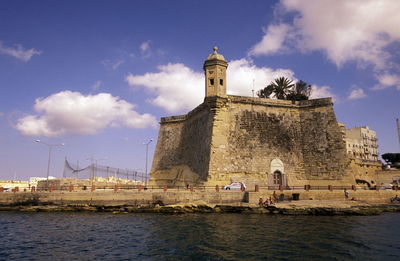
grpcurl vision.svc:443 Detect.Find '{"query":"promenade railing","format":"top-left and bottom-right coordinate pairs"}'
top-left (4, 184), bottom-right (396, 193)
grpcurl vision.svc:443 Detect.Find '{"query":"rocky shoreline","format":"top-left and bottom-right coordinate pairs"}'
top-left (1, 200), bottom-right (400, 215)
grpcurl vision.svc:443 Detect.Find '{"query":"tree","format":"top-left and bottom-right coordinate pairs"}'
top-left (286, 80), bottom-right (311, 101)
top-left (257, 77), bottom-right (311, 101)
top-left (256, 85), bottom-right (274, 98)
top-left (382, 153), bottom-right (400, 168)
top-left (257, 77), bottom-right (294, 99)
top-left (272, 77), bottom-right (294, 99)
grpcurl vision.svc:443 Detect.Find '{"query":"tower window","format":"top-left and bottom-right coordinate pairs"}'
top-left (220, 79), bottom-right (223, 85)
top-left (209, 79), bottom-right (214, 85)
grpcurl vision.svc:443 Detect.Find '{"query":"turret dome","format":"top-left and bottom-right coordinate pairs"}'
top-left (206, 46), bottom-right (226, 61)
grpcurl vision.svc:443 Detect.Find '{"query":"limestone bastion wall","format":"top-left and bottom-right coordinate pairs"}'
top-left (151, 96), bottom-right (352, 187)
top-left (207, 96), bottom-right (351, 186)
top-left (150, 102), bottom-right (214, 186)
top-left (298, 99), bottom-right (350, 180)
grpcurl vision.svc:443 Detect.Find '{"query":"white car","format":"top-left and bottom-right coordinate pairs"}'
top-left (223, 182), bottom-right (246, 190)
top-left (380, 184), bottom-right (393, 190)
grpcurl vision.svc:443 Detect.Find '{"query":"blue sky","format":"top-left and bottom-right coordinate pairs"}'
top-left (0, 0), bottom-right (399, 181)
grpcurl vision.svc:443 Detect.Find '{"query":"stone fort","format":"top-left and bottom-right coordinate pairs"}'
top-left (150, 47), bottom-right (357, 188)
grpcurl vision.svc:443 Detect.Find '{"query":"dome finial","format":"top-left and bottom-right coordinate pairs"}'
top-left (213, 46), bottom-right (218, 54)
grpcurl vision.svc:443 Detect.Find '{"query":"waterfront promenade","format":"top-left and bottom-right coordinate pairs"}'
top-left (1, 188), bottom-right (399, 215)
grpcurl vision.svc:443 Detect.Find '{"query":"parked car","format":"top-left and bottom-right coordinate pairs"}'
top-left (223, 182), bottom-right (246, 190)
top-left (380, 183), bottom-right (393, 190)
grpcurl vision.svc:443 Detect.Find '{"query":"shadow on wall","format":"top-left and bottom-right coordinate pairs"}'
top-left (149, 165), bottom-right (203, 187)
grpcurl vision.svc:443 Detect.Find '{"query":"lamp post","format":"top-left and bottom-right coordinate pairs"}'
top-left (86, 157), bottom-right (107, 186)
top-left (143, 139), bottom-right (153, 187)
top-left (35, 140), bottom-right (65, 190)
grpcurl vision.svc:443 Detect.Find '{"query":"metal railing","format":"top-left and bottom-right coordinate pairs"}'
top-left (3, 184), bottom-right (397, 193)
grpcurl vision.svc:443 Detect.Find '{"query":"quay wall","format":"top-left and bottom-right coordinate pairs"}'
top-left (0, 190), bottom-right (399, 206)
top-left (248, 190), bottom-right (399, 204)
top-left (0, 191), bottom-right (246, 206)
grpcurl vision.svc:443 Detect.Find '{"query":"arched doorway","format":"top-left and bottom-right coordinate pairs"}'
top-left (273, 170), bottom-right (283, 185)
top-left (268, 158), bottom-right (287, 188)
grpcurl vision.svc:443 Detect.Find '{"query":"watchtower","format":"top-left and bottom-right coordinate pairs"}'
top-left (203, 47), bottom-right (228, 98)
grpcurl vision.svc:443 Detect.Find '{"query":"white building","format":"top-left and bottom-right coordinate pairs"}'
top-left (345, 126), bottom-right (378, 161)
top-left (29, 176), bottom-right (56, 187)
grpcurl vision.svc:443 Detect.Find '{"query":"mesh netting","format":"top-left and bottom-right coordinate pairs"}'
top-left (63, 159), bottom-right (149, 182)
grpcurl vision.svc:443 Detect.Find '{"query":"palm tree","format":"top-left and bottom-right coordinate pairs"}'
top-left (286, 80), bottom-right (311, 101)
top-left (272, 77), bottom-right (294, 99)
top-left (256, 84), bottom-right (274, 98)
top-left (257, 77), bottom-right (294, 99)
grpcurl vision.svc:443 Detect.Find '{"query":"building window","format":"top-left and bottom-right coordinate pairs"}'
top-left (220, 79), bottom-right (223, 85)
top-left (209, 79), bottom-right (214, 85)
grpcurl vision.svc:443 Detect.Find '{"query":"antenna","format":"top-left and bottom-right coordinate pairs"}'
top-left (252, 79), bottom-right (255, 98)
top-left (397, 118), bottom-right (400, 151)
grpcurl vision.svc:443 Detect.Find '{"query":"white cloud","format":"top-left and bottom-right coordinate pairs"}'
top-left (0, 42), bottom-right (41, 62)
top-left (310, 85), bottom-right (337, 102)
top-left (227, 58), bottom-right (295, 96)
top-left (0, 112), bottom-right (4, 118)
top-left (140, 41), bottom-right (151, 52)
top-left (250, 0), bottom-right (400, 89)
top-left (91, 80), bottom-right (102, 91)
top-left (126, 63), bottom-right (203, 113)
top-left (139, 40), bottom-right (155, 58)
top-left (248, 24), bottom-right (292, 55)
top-left (101, 59), bottom-right (124, 70)
top-left (15, 91), bottom-right (157, 137)
top-left (126, 59), bottom-right (296, 113)
top-left (348, 88), bottom-right (367, 100)
top-left (373, 73), bottom-right (400, 90)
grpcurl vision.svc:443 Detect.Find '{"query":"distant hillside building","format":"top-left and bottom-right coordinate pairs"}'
top-left (345, 126), bottom-right (378, 161)
top-left (149, 47), bottom-right (357, 188)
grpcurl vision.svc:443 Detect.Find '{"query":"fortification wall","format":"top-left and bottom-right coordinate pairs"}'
top-left (299, 100), bottom-right (349, 180)
top-left (348, 159), bottom-right (383, 187)
top-left (207, 97), bottom-right (304, 186)
top-left (150, 96), bottom-right (353, 188)
top-left (150, 103), bottom-right (214, 186)
top-left (375, 169), bottom-right (400, 185)
top-left (207, 97), bottom-right (350, 187)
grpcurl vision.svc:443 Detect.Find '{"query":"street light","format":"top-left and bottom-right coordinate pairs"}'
top-left (35, 140), bottom-right (65, 190)
top-left (143, 139), bottom-right (153, 187)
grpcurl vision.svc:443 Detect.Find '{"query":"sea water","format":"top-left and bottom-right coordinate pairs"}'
top-left (0, 212), bottom-right (399, 260)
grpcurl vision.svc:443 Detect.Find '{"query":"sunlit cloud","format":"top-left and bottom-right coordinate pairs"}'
top-left (250, 0), bottom-right (400, 91)
top-left (348, 88), bottom-right (367, 100)
top-left (126, 59), bottom-right (310, 113)
top-left (372, 73), bottom-right (400, 91)
top-left (101, 59), bottom-right (124, 70)
top-left (90, 80), bottom-right (102, 92)
top-left (310, 85), bottom-right (337, 102)
top-left (140, 41), bottom-right (151, 52)
top-left (15, 91), bottom-right (157, 137)
top-left (0, 42), bottom-right (41, 62)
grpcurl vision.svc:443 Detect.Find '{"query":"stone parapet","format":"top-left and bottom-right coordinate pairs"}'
top-left (160, 114), bottom-right (187, 124)
top-left (227, 95), bottom-right (332, 108)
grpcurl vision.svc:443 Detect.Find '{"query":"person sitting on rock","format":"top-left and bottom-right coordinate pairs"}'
top-left (259, 198), bottom-right (264, 206)
top-left (264, 197), bottom-right (274, 207)
top-left (344, 189), bottom-right (349, 200)
top-left (273, 191), bottom-right (278, 202)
